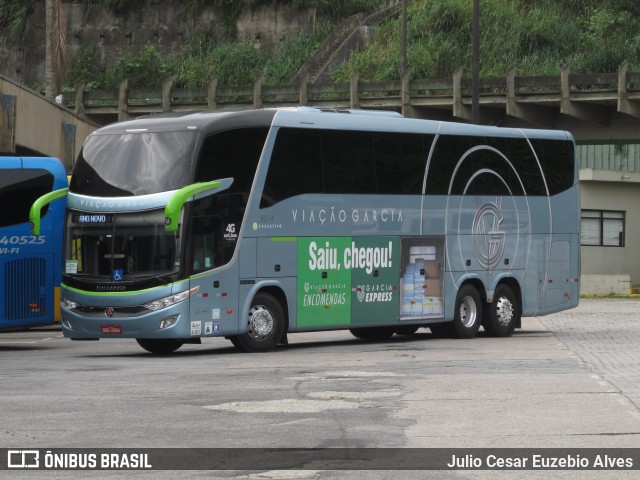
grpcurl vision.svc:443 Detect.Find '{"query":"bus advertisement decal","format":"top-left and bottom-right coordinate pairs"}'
top-left (297, 236), bottom-right (401, 327)
top-left (350, 237), bottom-right (400, 325)
top-left (297, 237), bottom-right (351, 327)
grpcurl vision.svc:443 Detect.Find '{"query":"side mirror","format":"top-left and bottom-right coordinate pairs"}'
top-left (164, 179), bottom-right (233, 232)
top-left (29, 188), bottom-right (69, 235)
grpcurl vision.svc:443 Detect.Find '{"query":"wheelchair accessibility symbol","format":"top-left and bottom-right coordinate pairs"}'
top-left (112, 269), bottom-right (124, 281)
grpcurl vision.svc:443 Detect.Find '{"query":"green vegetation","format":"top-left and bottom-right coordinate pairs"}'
top-left (0, 0), bottom-right (33, 43)
top-left (63, 20), bottom-right (332, 90)
top-left (98, 0), bottom-right (383, 19)
top-left (5, 0), bottom-right (640, 90)
top-left (333, 0), bottom-right (640, 81)
top-left (55, 0), bottom-right (373, 90)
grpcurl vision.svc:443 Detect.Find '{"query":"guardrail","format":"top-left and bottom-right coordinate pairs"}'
top-left (64, 61), bottom-right (640, 124)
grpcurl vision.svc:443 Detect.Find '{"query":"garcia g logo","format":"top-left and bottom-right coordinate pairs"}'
top-left (472, 198), bottom-right (506, 272)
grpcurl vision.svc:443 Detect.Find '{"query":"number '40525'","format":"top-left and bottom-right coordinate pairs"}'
top-left (0, 235), bottom-right (46, 245)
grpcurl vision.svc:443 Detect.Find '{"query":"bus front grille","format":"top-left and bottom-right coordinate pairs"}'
top-left (3, 258), bottom-right (47, 321)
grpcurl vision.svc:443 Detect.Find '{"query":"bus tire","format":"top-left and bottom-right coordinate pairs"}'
top-left (484, 284), bottom-right (519, 337)
top-left (136, 339), bottom-right (183, 354)
top-left (448, 284), bottom-right (482, 339)
top-left (394, 326), bottom-right (420, 335)
top-left (350, 327), bottom-right (395, 339)
top-left (429, 324), bottom-right (449, 337)
top-left (234, 292), bottom-right (284, 353)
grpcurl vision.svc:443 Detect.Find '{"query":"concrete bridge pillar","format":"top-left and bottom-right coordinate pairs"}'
top-left (61, 122), bottom-right (76, 168)
top-left (0, 94), bottom-right (17, 153)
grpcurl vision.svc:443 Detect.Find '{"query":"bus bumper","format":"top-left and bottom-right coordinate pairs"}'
top-left (60, 299), bottom-right (194, 340)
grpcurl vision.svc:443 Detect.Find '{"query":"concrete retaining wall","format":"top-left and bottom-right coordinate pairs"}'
top-left (581, 274), bottom-right (631, 295)
top-left (0, 1), bottom-right (315, 89)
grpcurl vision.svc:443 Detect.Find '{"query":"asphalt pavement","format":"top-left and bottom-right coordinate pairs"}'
top-left (1, 298), bottom-right (639, 479)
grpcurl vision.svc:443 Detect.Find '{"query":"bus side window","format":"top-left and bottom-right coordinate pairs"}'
top-left (195, 127), bottom-right (269, 191)
top-left (260, 128), bottom-right (323, 208)
top-left (0, 169), bottom-right (54, 228)
top-left (322, 130), bottom-right (376, 194)
top-left (190, 215), bottom-right (220, 273)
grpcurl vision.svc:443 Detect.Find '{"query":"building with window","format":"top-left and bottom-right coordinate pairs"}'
top-left (578, 144), bottom-right (640, 294)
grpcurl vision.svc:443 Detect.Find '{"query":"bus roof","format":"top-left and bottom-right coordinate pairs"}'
top-left (93, 109), bottom-right (278, 135)
top-left (91, 108), bottom-right (572, 143)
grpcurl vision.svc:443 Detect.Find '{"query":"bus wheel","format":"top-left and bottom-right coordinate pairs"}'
top-left (350, 327), bottom-right (395, 339)
top-left (136, 339), bottom-right (183, 354)
top-left (234, 292), bottom-right (284, 353)
top-left (448, 284), bottom-right (482, 339)
top-left (394, 326), bottom-right (420, 335)
top-left (484, 284), bottom-right (519, 337)
top-left (429, 325), bottom-right (448, 337)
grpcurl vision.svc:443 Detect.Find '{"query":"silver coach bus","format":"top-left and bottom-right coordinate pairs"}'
top-left (32, 108), bottom-right (580, 353)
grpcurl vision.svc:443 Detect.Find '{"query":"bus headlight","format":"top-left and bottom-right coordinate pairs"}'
top-left (61, 297), bottom-right (78, 310)
top-left (144, 286), bottom-right (199, 311)
top-left (159, 316), bottom-right (178, 330)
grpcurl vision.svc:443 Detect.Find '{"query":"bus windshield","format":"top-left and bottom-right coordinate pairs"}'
top-left (70, 131), bottom-right (198, 197)
top-left (64, 208), bottom-right (181, 281)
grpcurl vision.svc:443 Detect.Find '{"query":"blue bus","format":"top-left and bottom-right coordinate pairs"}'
top-left (33, 108), bottom-right (580, 353)
top-left (1, 156), bottom-right (67, 330)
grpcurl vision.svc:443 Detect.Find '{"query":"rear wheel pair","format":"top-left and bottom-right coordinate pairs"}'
top-left (447, 283), bottom-right (519, 339)
top-left (483, 284), bottom-right (519, 337)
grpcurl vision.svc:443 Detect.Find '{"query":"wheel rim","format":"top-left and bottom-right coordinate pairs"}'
top-left (495, 296), bottom-right (514, 327)
top-left (247, 304), bottom-right (274, 341)
top-left (459, 295), bottom-right (477, 328)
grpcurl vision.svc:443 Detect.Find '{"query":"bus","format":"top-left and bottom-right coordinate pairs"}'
top-left (32, 108), bottom-right (580, 353)
top-left (1, 156), bottom-right (67, 331)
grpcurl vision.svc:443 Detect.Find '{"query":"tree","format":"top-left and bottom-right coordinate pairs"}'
top-left (45, 0), bottom-right (65, 99)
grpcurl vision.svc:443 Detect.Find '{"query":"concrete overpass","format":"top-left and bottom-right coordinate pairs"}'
top-left (6, 68), bottom-right (640, 293)
top-left (1, 74), bottom-right (97, 171)
top-left (65, 62), bottom-right (640, 143)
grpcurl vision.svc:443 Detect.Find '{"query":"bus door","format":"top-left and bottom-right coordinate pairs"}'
top-left (187, 195), bottom-right (242, 337)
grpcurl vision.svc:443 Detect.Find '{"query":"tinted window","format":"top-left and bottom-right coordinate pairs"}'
top-left (0, 169), bottom-right (53, 228)
top-left (188, 193), bottom-right (247, 271)
top-left (454, 145), bottom-right (523, 196)
top-left (192, 128), bottom-right (268, 270)
top-left (529, 139), bottom-right (575, 195)
top-left (322, 130), bottom-right (376, 194)
top-left (195, 127), bottom-right (269, 194)
top-left (260, 128), bottom-right (323, 208)
top-left (426, 135), bottom-right (556, 196)
top-left (375, 132), bottom-right (429, 194)
top-left (261, 128), bottom-right (431, 207)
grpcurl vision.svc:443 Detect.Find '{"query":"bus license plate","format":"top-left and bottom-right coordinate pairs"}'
top-left (101, 324), bottom-right (122, 334)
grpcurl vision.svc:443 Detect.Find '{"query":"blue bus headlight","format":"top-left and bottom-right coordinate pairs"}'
top-left (143, 287), bottom-right (199, 311)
